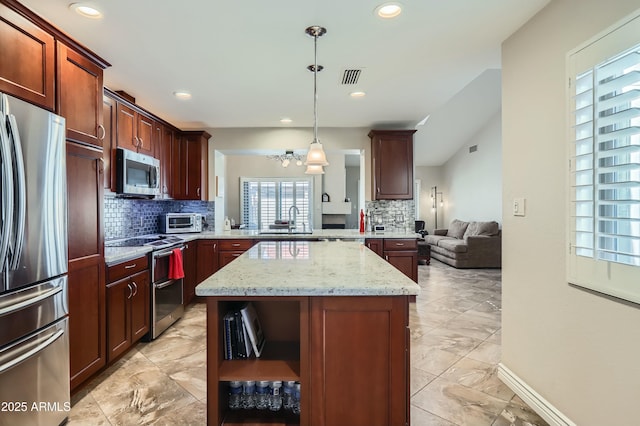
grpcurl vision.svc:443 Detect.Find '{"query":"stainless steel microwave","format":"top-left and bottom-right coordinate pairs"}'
top-left (160, 213), bottom-right (203, 234)
top-left (115, 147), bottom-right (160, 197)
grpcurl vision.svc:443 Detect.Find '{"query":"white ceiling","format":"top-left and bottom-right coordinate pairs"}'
top-left (21, 0), bottom-right (548, 166)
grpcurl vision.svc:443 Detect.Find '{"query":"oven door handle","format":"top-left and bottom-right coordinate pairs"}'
top-left (155, 279), bottom-right (180, 290)
top-left (153, 246), bottom-right (184, 259)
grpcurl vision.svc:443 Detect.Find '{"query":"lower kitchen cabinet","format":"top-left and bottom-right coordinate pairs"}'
top-left (365, 238), bottom-right (418, 282)
top-left (183, 241), bottom-right (198, 305)
top-left (196, 239), bottom-right (218, 285)
top-left (218, 239), bottom-right (255, 268)
top-left (106, 256), bottom-right (150, 362)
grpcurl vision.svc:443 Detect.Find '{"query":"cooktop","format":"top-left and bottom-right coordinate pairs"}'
top-left (106, 235), bottom-right (184, 249)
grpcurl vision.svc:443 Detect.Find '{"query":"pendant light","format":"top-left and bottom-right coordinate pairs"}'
top-left (304, 25), bottom-right (329, 174)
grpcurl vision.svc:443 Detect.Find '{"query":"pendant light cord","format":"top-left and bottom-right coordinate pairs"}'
top-left (313, 32), bottom-right (319, 144)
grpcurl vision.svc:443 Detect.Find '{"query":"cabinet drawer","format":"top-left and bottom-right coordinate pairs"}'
top-left (218, 239), bottom-right (254, 251)
top-left (383, 239), bottom-right (417, 251)
top-left (107, 255), bottom-right (149, 283)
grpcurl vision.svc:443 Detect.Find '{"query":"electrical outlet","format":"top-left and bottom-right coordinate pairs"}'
top-left (513, 198), bottom-right (526, 217)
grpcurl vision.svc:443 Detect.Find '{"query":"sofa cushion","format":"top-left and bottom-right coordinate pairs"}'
top-left (423, 235), bottom-right (455, 245)
top-left (446, 219), bottom-right (469, 239)
top-left (437, 239), bottom-right (468, 253)
top-left (463, 221), bottom-right (500, 239)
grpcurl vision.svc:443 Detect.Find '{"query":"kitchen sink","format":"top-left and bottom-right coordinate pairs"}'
top-left (258, 230), bottom-right (313, 235)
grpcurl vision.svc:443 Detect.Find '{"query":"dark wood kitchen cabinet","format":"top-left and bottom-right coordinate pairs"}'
top-left (218, 239), bottom-right (255, 268)
top-left (206, 295), bottom-right (409, 426)
top-left (57, 41), bottom-right (105, 147)
top-left (365, 238), bottom-right (418, 282)
top-left (196, 239), bottom-right (219, 285)
top-left (383, 239), bottom-right (418, 282)
top-left (183, 241), bottom-right (198, 306)
top-left (172, 131), bottom-right (211, 200)
top-left (369, 130), bottom-right (416, 200)
top-left (116, 101), bottom-right (155, 156)
top-left (106, 255), bottom-right (150, 362)
top-left (66, 142), bottom-right (106, 391)
top-left (102, 94), bottom-right (116, 189)
top-left (157, 122), bottom-right (174, 198)
top-left (0, 2), bottom-right (55, 110)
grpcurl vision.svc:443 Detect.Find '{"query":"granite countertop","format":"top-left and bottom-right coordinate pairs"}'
top-left (105, 229), bottom-right (421, 264)
top-left (195, 240), bottom-right (421, 297)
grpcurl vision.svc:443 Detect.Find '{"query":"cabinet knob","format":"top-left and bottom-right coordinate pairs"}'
top-left (127, 283), bottom-right (133, 299)
top-left (197, 187), bottom-right (201, 197)
top-left (138, 137), bottom-right (144, 148)
top-left (131, 281), bottom-right (138, 296)
top-left (124, 263), bottom-right (136, 269)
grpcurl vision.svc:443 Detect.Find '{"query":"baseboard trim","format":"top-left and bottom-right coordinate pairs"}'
top-left (497, 363), bottom-right (576, 426)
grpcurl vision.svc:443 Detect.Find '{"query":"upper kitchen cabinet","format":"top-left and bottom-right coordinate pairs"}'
top-left (173, 131), bottom-right (211, 200)
top-left (57, 41), bottom-right (105, 147)
top-left (102, 94), bottom-right (116, 189)
top-left (369, 130), bottom-right (416, 200)
top-left (0, 2), bottom-right (55, 110)
top-left (157, 123), bottom-right (174, 198)
top-left (116, 101), bottom-right (155, 156)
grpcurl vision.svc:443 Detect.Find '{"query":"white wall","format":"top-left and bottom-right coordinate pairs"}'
top-left (502, 1), bottom-right (640, 424)
top-left (441, 111), bottom-right (502, 227)
top-left (414, 111), bottom-right (502, 232)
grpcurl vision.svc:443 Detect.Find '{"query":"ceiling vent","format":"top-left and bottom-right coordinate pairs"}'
top-left (341, 69), bottom-right (362, 85)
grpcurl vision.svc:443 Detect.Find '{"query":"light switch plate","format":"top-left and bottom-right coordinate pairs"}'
top-left (513, 197), bottom-right (526, 217)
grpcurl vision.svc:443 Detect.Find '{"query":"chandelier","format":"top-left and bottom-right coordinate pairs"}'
top-left (267, 150), bottom-right (304, 168)
top-left (304, 25), bottom-right (329, 174)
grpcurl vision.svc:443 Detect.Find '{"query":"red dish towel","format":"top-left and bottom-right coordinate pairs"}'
top-left (168, 248), bottom-right (185, 279)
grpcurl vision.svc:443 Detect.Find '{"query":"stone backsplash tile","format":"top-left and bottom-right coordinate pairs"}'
top-left (104, 196), bottom-right (215, 241)
top-left (365, 199), bottom-right (416, 233)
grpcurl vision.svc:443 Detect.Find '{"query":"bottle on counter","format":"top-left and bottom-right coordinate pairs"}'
top-left (282, 380), bottom-right (295, 411)
top-left (241, 380), bottom-right (256, 409)
top-left (359, 209), bottom-right (365, 233)
top-left (228, 381), bottom-right (242, 410)
top-left (292, 382), bottom-right (301, 415)
top-left (224, 216), bottom-right (231, 231)
top-left (269, 381), bottom-right (282, 411)
top-left (255, 380), bottom-right (270, 410)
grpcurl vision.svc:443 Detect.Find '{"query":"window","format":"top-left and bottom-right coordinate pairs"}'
top-left (240, 177), bottom-right (313, 230)
top-left (568, 12), bottom-right (640, 304)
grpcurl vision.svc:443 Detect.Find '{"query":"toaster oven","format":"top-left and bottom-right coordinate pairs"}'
top-left (160, 213), bottom-right (203, 234)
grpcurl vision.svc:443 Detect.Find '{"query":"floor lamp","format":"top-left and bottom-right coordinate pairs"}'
top-left (431, 186), bottom-right (444, 229)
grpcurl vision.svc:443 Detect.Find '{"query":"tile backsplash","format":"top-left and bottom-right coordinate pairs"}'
top-left (104, 196), bottom-right (215, 241)
top-left (365, 199), bottom-right (416, 233)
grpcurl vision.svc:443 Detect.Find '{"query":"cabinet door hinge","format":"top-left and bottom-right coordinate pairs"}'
top-left (568, 77), bottom-right (572, 89)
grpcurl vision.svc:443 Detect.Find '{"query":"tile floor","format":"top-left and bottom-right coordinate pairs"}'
top-left (68, 260), bottom-right (549, 425)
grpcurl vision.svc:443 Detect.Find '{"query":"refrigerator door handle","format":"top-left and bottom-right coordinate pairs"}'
top-left (0, 284), bottom-right (63, 316)
top-left (0, 112), bottom-right (14, 271)
top-left (7, 114), bottom-right (26, 270)
top-left (0, 328), bottom-right (64, 374)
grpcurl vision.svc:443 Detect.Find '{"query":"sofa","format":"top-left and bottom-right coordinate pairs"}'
top-left (422, 219), bottom-right (501, 268)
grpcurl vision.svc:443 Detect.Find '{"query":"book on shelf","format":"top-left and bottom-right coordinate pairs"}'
top-left (222, 305), bottom-right (258, 359)
top-left (240, 302), bottom-right (266, 357)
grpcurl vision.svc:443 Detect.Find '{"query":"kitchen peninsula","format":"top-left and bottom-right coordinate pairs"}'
top-left (196, 240), bottom-right (420, 426)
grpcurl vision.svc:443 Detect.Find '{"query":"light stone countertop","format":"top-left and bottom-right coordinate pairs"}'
top-left (105, 229), bottom-right (421, 264)
top-left (195, 240), bottom-right (421, 297)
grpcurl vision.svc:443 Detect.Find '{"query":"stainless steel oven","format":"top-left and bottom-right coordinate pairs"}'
top-left (150, 244), bottom-right (185, 339)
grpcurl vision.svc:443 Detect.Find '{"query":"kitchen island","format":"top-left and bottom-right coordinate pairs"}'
top-left (196, 240), bottom-right (420, 426)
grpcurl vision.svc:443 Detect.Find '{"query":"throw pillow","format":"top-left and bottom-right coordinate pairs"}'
top-left (463, 221), bottom-right (500, 239)
top-left (446, 219), bottom-right (469, 239)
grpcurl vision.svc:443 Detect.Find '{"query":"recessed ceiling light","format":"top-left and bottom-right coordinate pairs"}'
top-left (69, 3), bottom-right (103, 19)
top-left (173, 91), bottom-right (192, 100)
top-left (280, 118), bottom-right (293, 124)
top-left (350, 91), bottom-right (366, 98)
top-left (375, 2), bottom-right (402, 19)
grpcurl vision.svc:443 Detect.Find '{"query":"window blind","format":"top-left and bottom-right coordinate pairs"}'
top-left (568, 12), bottom-right (640, 305)
top-left (240, 177), bottom-right (313, 230)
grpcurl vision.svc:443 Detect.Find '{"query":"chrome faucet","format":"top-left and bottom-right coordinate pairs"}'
top-left (288, 205), bottom-right (300, 233)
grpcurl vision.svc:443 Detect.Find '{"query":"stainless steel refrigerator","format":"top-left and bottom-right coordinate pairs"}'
top-left (0, 93), bottom-right (69, 426)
